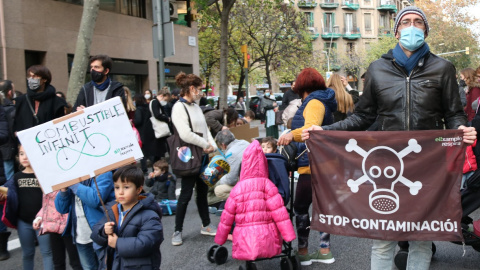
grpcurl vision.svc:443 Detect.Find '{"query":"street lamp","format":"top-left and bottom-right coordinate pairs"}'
top-left (327, 25), bottom-right (340, 71)
top-left (322, 51), bottom-right (330, 72)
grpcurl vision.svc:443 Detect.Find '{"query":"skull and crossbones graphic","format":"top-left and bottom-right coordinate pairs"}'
top-left (345, 138), bottom-right (423, 214)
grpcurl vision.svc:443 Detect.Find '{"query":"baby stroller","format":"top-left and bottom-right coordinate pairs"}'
top-left (207, 143), bottom-right (301, 270)
top-left (394, 171), bottom-right (480, 269)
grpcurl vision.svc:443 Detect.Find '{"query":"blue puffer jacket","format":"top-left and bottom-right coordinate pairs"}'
top-left (291, 89), bottom-right (337, 168)
top-left (91, 192), bottom-right (164, 270)
top-left (55, 172), bottom-right (115, 241)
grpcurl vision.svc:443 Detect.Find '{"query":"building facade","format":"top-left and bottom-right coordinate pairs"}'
top-left (0, 0), bottom-right (200, 97)
top-left (294, 0), bottom-right (414, 88)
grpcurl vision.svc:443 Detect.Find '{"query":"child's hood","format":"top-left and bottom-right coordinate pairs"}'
top-left (239, 140), bottom-right (268, 181)
top-left (137, 192), bottom-right (163, 218)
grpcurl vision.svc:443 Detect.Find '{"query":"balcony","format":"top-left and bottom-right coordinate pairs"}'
top-left (298, 0), bottom-right (318, 8)
top-left (308, 27), bottom-right (320, 40)
top-left (343, 27), bottom-right (361, 39)
top-left (319, 0), bottom-right (339, 9)
top-left (321, 27), bottom-right (342, 39)
top-left (341, 0), bottom-right (359, 10)
top-left (377, 0), bottom-right (397, 12)
top-left (378, 28), bottom-right (394, 37)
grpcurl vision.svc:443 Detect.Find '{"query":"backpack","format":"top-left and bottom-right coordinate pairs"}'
top-left (278, 142), bottom-right (298, 171)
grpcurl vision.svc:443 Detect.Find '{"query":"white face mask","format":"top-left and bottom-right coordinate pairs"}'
top-left (144, 94), bottom-right (151, 100)
top-left (160, 100), bottom-right (167, 106)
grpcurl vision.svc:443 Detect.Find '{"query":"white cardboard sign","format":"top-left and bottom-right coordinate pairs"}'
top-left (17, 97), bottom-right (143, 193)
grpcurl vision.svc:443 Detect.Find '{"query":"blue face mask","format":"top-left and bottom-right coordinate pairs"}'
top-left (399, 26), bottom-right (425, 52)
top-left (265, 93), bottom-right (270, 97)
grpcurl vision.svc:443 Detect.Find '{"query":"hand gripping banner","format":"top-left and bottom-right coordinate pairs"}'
top-left (307, 130), bottom-right (464, 241)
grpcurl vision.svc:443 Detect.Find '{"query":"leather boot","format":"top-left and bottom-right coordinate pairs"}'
top-left (295, 214), bottom-right (310, 249)
top-left (0, 231), bottom-right (11, 261)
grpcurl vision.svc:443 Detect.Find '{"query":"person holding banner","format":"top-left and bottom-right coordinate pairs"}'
top-left (73, 55), bottom-right (125, 112)
top-left (171, 72), bottom-right (217, 246)
top-left (55, 172), bottom-right (115, 270)
top-left (277, 67), bottom-right (338, 266)
top-left (302, 6), bottom-right (476, 270)
top-left (14, 65), bottom-right (66, 132)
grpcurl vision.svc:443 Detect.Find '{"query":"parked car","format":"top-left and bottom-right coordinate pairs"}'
top-left (246, 96), bottom-right (260, 118)
top-left (274, 93), bottom-right (283, 108)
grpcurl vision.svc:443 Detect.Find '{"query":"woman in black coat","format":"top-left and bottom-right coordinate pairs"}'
top-left (150, 93), bottom-right (171, 161)
top-left (133, 94), bottom-right (156, 174)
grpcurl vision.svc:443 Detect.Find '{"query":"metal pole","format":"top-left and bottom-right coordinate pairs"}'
top-left (436, 49), bottom-right (467, 56)
top-left (155, 0), bottom-right (165, 89)
top-left (245, 68), bottom-right (249, 110)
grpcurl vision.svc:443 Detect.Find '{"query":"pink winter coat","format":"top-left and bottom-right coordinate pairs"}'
top-left (214, 140), bottom-right (296, 261)
top-left (36, 191), bottom-right (68, 235)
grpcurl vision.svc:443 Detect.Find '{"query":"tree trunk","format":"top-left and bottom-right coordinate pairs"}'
top-left (218, 0), bottom-right (235, 110)
top-left (265, 59), bottom-right (272, 89)
top-left (66, 0), bottom-right (100, 105)
top-left (237, 68), bottom-right (245, 100)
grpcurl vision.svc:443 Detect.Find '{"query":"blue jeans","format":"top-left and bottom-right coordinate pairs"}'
top-left (0, 206), bottom-right (6, 232)
top-left (3, 159), bottom-right (14, 181)
top-left (17, 219), bottom-right (53, 270)
top-left (371, 240), bottom-right (432, 270)
top-left (76, 242), bottom-right (98, 270)
top-left (461, 171), bottom-right (474, 190)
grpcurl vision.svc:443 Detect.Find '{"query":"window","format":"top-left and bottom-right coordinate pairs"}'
top-left (380, 14), bottom-right (389, 29)
top-left (364, 13), bottom-right (372, 31)
top-left (56, 0), bottom-right (147, 19)
top-left (324, 13), bottom-right (335, 32)
top-left (25, 51), bottom-right (46, 70)
top-left (344, 13), bottom-right (358, 34)
top-left (324, 42), bottom-right (337, 50)
top-left (346, 43), bottom-right (354, 55)
top-left (305, 12), bottom-right (314, 28)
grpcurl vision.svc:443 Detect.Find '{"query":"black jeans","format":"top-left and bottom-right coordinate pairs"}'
top-left (294, 174), bottom-right (312, 249)
top-left (175, 174), bottom-right (210, 232)
top-left (50, 234), bottom-right (82, 270)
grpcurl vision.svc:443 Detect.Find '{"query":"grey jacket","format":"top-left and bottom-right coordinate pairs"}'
top-left (218, 139), bottom-right (250, 186)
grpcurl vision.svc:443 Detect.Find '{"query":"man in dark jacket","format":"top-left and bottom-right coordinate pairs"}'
top-left (73, 55), bottom-right (125, 111)
top-left (0, 82), bottom-right (11, 260)
top-left (279, 81), bottom-right (300, 111)
top-left (0, 80), bottom-right (16, 181)
top-left (303, 6), bottom-right (476, 270)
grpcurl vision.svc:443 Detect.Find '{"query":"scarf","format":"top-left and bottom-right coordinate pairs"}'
top-left (27, 84), bottom-right (56, 101)
top-left (392, 42), bottom-right (430, 75)
top-left (91, 76), bottom-right (111, 91)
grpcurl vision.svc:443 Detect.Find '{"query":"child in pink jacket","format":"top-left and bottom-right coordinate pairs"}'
top-left (215, 140), bottom-right (296, 261)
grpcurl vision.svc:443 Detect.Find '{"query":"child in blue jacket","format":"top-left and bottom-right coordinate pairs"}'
top-left (91, 165), bottom-right (164, 270)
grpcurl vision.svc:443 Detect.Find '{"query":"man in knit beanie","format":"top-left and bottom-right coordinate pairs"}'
top-left (303, 5), bottom-right (475, 270)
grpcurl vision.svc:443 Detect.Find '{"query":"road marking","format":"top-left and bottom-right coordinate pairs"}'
top-left (7, 238), bottom-right (20, 251)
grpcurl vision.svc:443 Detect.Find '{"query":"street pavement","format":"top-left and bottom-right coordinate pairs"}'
top-left (3, 120), bottom-right (480, 269)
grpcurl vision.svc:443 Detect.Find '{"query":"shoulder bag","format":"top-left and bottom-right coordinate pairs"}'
top-left (167, 103), bottom-right (204, 176)
top-left (149, 100), bottom-right (171, 138)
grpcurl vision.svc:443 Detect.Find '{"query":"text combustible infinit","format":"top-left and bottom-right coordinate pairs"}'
top-left (34, 103), bottom-right (125, 155)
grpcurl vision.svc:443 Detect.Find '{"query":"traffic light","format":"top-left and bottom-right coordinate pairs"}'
top-left (466, 47), bottom-right (470, 55)
top-left (241, 45), bottom-right (248, 68)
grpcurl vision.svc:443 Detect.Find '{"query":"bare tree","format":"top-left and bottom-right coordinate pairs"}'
top-left (66, 0), bottom-right (100, 105)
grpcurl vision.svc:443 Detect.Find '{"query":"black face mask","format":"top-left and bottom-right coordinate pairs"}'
top-left (91, 69), bottom-right (105, 83)
top-left (459, 80), bottom-right (466, 87)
